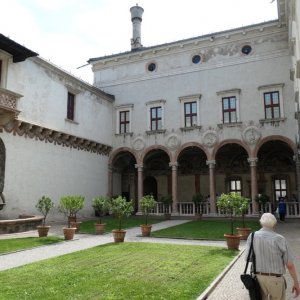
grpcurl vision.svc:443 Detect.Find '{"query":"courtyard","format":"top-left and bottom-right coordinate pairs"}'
top-left (0, 218), bottom-right (299, 299)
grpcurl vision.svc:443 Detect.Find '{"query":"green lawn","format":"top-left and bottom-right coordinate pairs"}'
top-left (151, 219), bottom-right (261, 240)
top-left (0, 237), bottom-right (64, 255)
top-left (80, 216), bottom-right (163, 234)
top-left (0, 242), bottom-right (237, 300)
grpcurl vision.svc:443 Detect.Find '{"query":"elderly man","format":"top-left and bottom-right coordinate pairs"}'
top-left (245, 213), bottom-right (300, 300)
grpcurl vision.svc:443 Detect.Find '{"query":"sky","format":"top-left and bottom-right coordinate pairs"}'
top-left (0, 0), bottom-right (278, 84)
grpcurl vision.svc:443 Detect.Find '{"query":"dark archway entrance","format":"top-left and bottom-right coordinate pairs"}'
top-left (143, 176), bottom-right (157, 200)
top-left (0, 139), bottom-right (5, 210)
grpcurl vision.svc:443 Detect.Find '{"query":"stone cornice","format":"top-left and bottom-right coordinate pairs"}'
top-left (3, 119), bottom-right (112, 156)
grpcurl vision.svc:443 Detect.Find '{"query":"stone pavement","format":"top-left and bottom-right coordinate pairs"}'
top-left (0, 219), bottom-right (299, 300)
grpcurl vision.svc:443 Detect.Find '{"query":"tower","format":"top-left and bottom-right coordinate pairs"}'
top-left (130, 4), bottom-right (144, 50)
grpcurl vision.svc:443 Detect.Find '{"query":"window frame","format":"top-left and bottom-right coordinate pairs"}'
top-left (146, 100), bottom-right (165, 132)
top-left (273, 177), bottom-right (288, 202)
top-left (119, 110), bottom-right (130, 134)
top-left (217, 89), bottom-right (241, 124)
top-left (67, 92), bottom-right (75, 121)
top-left (0, 51), bottom-right (9, 88)
top-left (263, 91), bottom-right (280, 119)
top-left (179, 94), bottom-right (201, 128)
top-left (222, 96), bottom-right (237, 124)
top-left (258, 84), bottom-right (284, 120)
top-left (115, 104), bottom-right (133, 134)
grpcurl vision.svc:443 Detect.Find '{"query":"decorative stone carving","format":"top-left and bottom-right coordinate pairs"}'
top-left (4, 120), bottom-right (111, 156)
top-left (242, 126), bottom-right (261, 145)
top-left (166, 134), bottom-right (181, 150)
top-left (203, 130), bottom-right (218, 148)
top-left (132, 137), bottom-right (145, 151)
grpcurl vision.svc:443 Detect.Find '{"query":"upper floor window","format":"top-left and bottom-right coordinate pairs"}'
top-left (146, 100), bottom-right (165, 132)
top-left (119, 110), bottom-right (130, 134)
top-left (150, 106), bottom-right (162, 130)
top-left (258, 84), bottom-right (284, 120)
top-left (264, 91), bottom-right (280, 119)
top-left (222, 96), bottom-right (237, 123)
top-left (179, 94), bottom-right (201, 129)
top-left (184, 102), bottom-right (197, 127)
top-left (67, 92), bottom-right (75, 121)
top-left (217, 89), bottom-right (241, 124)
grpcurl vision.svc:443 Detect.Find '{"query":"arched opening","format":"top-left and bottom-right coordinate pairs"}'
top-left (177, 146), bottom-right (208, 202)
top-left (111, 151), bottom-right (137, 211)
top-left (143, 149), bottom-right (170, 201)
top-left (215, 143), bottom-right (249, 197)
top-left (257, 140), bottom-right (295, 203)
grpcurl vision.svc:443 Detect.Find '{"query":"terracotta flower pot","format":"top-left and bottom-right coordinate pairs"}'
top-left (236, 227), bottom-right (252, 240)
top-left (140, 224), bottom-right (152, 237)
top-left (95, 223), bottom-right (106, 235)
top-left (195, 213), bottom-right (202, 221)
top-left (164, 213), bottom-right (171, 220)
top-left (63, 227), bottom-right (76, 240)
top-left (37, 225), bottom-right (51, 237)
top-left (112, 229), bottom-right (126, 243)
top-left (224, 234), bottom-right (241, 250)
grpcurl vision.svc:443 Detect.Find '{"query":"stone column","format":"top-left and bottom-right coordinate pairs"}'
top-left (135, 164), bottom-right (143, 212)
top-left (107, 164), bottom-right (113, 198)
top-left (247, 157), bottom-right (259, 214)
top-left (206, 160), bottom-right (216, 214)
top-left (295, 156), bottom-right (300, 202)
top-left (169, 162), bottom-right (178, 214)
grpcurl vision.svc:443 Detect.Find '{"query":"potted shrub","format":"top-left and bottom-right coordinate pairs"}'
top-left (255, 193), bottom-right (270, 213)
top-left (236, 196), bottom-right (252, 240)
top-left (192, 192), bottom-right (205, 220)
top-left (35, 195), bottom-right (54, 237)
top-left (160, 195), bottom-right (172, 220)
top-left (217, 192), bottom-right (244, 250)
top-left (59, 195), bottom-right (85, 240)
top-left (139, 195), bottom-right (157, 237)
top-left (92, 196), bottom-right (110, 235)
top-left (110, 196), bottom-right (134, 242)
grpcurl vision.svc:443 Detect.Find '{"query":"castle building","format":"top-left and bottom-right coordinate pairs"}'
top-left (0, 0), bottom-right (300, 219)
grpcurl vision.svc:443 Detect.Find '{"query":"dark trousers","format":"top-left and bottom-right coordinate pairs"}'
top-left (279, 213), bottom-right (285, 221)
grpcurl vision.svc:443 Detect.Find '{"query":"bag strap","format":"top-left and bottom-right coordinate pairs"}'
top-left (243, 232), bottom-right (255, 274)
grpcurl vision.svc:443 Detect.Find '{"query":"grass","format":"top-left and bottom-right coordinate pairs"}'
top-left (0, 236), bottom-right (64, 255)
top-left (151, 219), bottom-right (261, 240)
top-left (0, 242), bottom-right (237, 300)
top-left (79, 216), bottom-right (163, 234)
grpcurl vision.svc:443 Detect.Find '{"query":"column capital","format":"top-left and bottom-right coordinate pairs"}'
top-left (206, 160), bottom-right (216, 168)
top-left (247, 157), bottom-right (258, 167)
top-left (169, 162), bottom-right (178, 169)
top-left (135, 164), bottom-right (143, 170)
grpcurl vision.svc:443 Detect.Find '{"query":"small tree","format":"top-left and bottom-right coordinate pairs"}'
top-left (35, 196), bottom-right (54, 226)
top-left (192, 193), bottom-right (205, 215)
top-left (217, 192), bottom-right (244, 235)
top-left (139, 195), bottom-right (157, 225)
top-left (92, 196), bottom-right (110, 224)
top-left (110, 196), bottom-right (134, 231)
top-left (59, 195), bottom-right (85, 227)
top-left (237, 196), bottom-right (250, 228)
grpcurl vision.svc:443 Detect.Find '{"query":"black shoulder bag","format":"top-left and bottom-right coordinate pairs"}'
top-left (240, 232), bottom-right (262, 300)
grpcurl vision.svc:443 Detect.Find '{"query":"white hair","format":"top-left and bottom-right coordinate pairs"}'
top-left (260, 213), bottom-right (277, 228)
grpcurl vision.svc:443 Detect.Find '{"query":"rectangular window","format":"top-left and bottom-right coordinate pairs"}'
top-left (67, 92), bottom-right (75, 120)
top-left (222, 96), bottom-right (237, 123)
top-left (119, 111), bottom-right (130, 133)
top-left (274, 179), bottom-right (287, 201)
top-left (229, 179), bottom-right (242, 195)
top-left (150, 106), bottom-right (162, 131)
top-left (184, 102), bottom-right (197, 127)
top-left (264, 91), bottom-right (280, 119)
